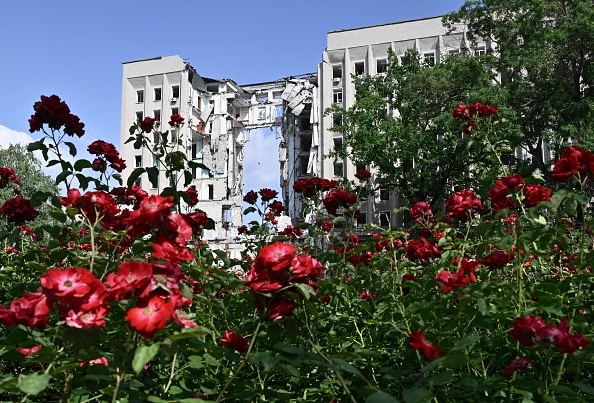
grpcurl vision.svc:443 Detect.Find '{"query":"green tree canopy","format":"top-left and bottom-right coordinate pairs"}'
top-left (0, 143), bottom-right (59, 229)
top-left (444, 0), bottom-right (594, 172)
top-left (327, 50), bottom-right (522, 206)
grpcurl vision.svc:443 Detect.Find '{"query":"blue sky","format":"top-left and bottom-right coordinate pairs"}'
top-left (0, 0), bottom-right (465, 196)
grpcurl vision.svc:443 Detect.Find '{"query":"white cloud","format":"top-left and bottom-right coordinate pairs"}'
top-left (0, 124), bottom-right (34, 147)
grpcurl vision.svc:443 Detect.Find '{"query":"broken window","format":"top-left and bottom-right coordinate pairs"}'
top-left (423, 52), bottom-right (435, 67)
top-left (136, 111), bottom-right (143, 122)
top-left (273, 91), bottom-right (282, 99)
top-left (332, 64), bottom-right (342, 80)
top-left (333, 136), bottom-right (343, 151)
top-left (222, 207), bottom-right (232, 229)
top-left (377, 58), bottom-right (388, 74)
top-left (354, 61), bottom-right (365, 76)
top-left (207, 84), bottom-right (218, 93)
top-left (380, 211), bottom-right (390, 227)
top-left (257, 107), bottom-right (266, 120)
top-left (135, 155), bottom-right (142, 168)
top-left (300, 134), bottom-right (312, 153)
top-left (257, 93), bottom-right (268, 102)
top-left (154, 88), bottom-right (162, 101)
top-left (191, 140), bottom-right (203, 159)
top-left (380, 187), bottom-right (390, 201)
top-left (171, 85), bottom-right (180, 99)
top-left (333, 113), bottom-right (343, 127)
top-left (333, 89), bottom-right (343, 104)
top-left (137, 90), bottom-right (144, 103)
top-left (357, 212), bottom-right (367, 226)
top-left (299, 157), bottom-right (309, 176)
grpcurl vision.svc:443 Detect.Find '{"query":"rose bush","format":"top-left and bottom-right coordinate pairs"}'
top-left (0, 96), bottom-right (591, 402)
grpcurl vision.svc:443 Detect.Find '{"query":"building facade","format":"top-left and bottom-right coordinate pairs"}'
top-left (119, 16), bottom-right (489, 240)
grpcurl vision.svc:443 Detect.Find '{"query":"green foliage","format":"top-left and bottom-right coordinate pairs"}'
top-left (444, 0), bottom-right (594, 171)
top-left (327, 49), bottom-right (521, 206)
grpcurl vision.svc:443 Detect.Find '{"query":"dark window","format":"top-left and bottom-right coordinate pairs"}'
top-left (377, 59), bottom-right (388, 74)
top-left (136, 111), bottom-right (143, 122)
top-left (137, 90), bottom-right (144, 103)
top-left (208, 184), bottom-right (214, 200)
top-left (354, 61), bottom-right (365, 76)
top-left (357, 212), bottom-right (367, 226)
top-left (172, 85), bottom-right (180, 98)
top-left (380, 211), bottom-right (390, 227)
top-left (154, 88), bottom-right (162, 101)
top-left (380, 187), bottom-right (390, 201)
top-left (332, 64), bottom-right (342, 79)
top-left (135, 155), bottom-right (142, 168)
top-left (424, 53), bottom-right (435, 67)
top-left (333, 162), bottom-right (343, 177)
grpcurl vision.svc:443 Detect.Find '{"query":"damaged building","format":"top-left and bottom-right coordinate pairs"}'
top-left (119, 16), bottom-right (488, 247)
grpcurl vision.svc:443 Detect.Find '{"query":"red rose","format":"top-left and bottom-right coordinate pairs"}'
top-left (409, 331), bottom-right (443, 361)
top-left (522, 184), bottom-right (551, 208)
top-left (406, 237), bottom-right (440, 262)
top-left (446, 190), bottom-right (483, 221)
top-left (409, 201), bottom-right (433, 223)
top-left (259, 188), bottom-right (278, 202)
top-left (500, 174), bottom-right (524, 189)
top-left (218, 330), bottom-right (249, 353)
top-left (140, 116), bottom-right (157, 133)
top-left (125, 295), bottom-right (174, 338)
top-left (552, 146), bottom-right (594, 182)
top-left (168, 113), bottom-right (185, 127)
top-left (0, 196), bottom-right (39, 225)
top-left (503, 357), bottom-right (534, 377)
top-left (354, 169), bottom-right (371, 180)
top-left (243, 190), bottom-right (258, 204)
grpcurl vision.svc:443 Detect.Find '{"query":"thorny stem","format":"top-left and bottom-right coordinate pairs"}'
top-left (215, 321), bottom-right (263, 403)
top-left (305, 337), bottom-right (358, 403)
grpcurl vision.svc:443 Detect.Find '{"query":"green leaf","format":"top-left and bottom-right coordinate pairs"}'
top-left (293, 282), bottom-right (316, 300)
top-left (249, 352), bottom-right (279, 371)
top-left (74, 159), bottom-right (93, 171)
top-left (127, 167), bottom-right (145, 188)
top-left (188, 161), bottom-right (210, 172)
top-left (146, 166), bottom-right (159, 188)
top-left (55, 170), bottom-right (72, 186)
top-left (75, 173), bottom-right (92, 191)
top-left (450, 335), bottom-right (482, 352)
top-left (17, 373), bottom-right (50, 395)
top-left (243, 207), bottom-right (257, 215)
top-left (27, 139), bottom-right (46, 153)
top-left (402, 387), bottom-right (432, 403)
top-left (64, 141), bottom-right (77, 157)
top-left (132, 342), bottom-right (161, 374)
top-left (165, 151), bottom-right (187, 171)
top-left (477, 298), bottom-right (488, 316)
top-left (183, 170), bottom-right (192, 187)
top-left (331, 357), bottom-right (363, 376)
top-left (274, 343), bottom-right (304, 355)
top-left (366, 391), bottom-right (399, 403)
top-left (573, 381), bottom-right (594, 395)
top-left (427, 370), bottom-right (454, 386)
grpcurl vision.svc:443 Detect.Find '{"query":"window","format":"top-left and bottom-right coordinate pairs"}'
top-left (332, 64), bottom-right (342, 80)
top-left (153, 154), bottom-right (159, 167)
top-left (154, 88), bottom-right (162, 101)
top-left (448, 49), bottom-right (460, 56)
top-left (300, 134), bottom-right (311, 152)
top-left (423, 52), bottom-right (435, 67)
top-left (377, 58), bottom-right (388, 74)
top-left (137, 90), bottom-right (144, 103)
top-left (333, 162), bottom-right (344, 177)
top-left (191, 167), bottom-right (197, 180)
top-left (357, 212), bottom-right (367, 227)
top-left (207, 84), bottom-right (218, 93)
top-left (170, 129), bottom-right (177, 143)
top-left (333, 89), bottom-right (343, 104)
top-left (474, 46), bottom-right (486, 56)
top-left (171, 85), bottom-right (180, 98)
top-left (169, 173), bottom-right (177, 188)
top-left (208, 184), bottom-right (214, 200)
top-left (354, 61), bottom-right (365, 76)
top-left (299, 157), bottom-right (309, 176)
top-left (135, 155), bottom-right (142, 168)
top-left (191, 140), bottom-right (203, 159)
top-left (256, 93), bottom-right (268, 102)
top-left (380, 187), bottom-right (390, 201)
top-left (380, 211), bottom-right (390, 227)
top-left (154, 110), bottom-right (161, 122)
top-left (333, 136), bottom-right (343, 150)
top-left (273, 91), bottom-right (282, 99)
top-left (171, 107), bottom-right (178, 116)
top-left (153, 131), bottom-right (160, 145)
top-left (333, 113), bottom-right (343, 127)
top-left (136, 111), bottom-right (143, 122)
top-left (257, 107), bottom-right (266, 120)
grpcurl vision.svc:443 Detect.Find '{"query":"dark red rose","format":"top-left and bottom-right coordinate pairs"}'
top-left (243, 190), bottom-right (258, 204)
top-left (259, 188), bottom-right (278, 202)
top-left (218, 330), bottom-right (249, 353)
top-left (354, 169), bottom-right (371, 180)
top-left (140, 116), bottom-right (157, 133)
top-left (522, 184), bottom-right (551, 208)
top-left (0, 196), bottom-right (39, 225)
top-left (168, 113), bottom-right (184, 127)
top-left (409, 201), bottom-right (432, 223)
top-left (504, 357), bottom-right (534, 377)
top-left (406, 237), bottom-right (440, 262)
top-left (446, 190), bottom-right (483, 221)
top-left (500, 174), bottom-right (524, 189)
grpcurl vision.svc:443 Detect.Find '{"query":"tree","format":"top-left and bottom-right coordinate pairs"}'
top-left (444, 0), bottom-right (594, 174)
top-left (0, 143), bottom-right (59, 229)
top-left (327, 50), bottom-right (522, 206)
